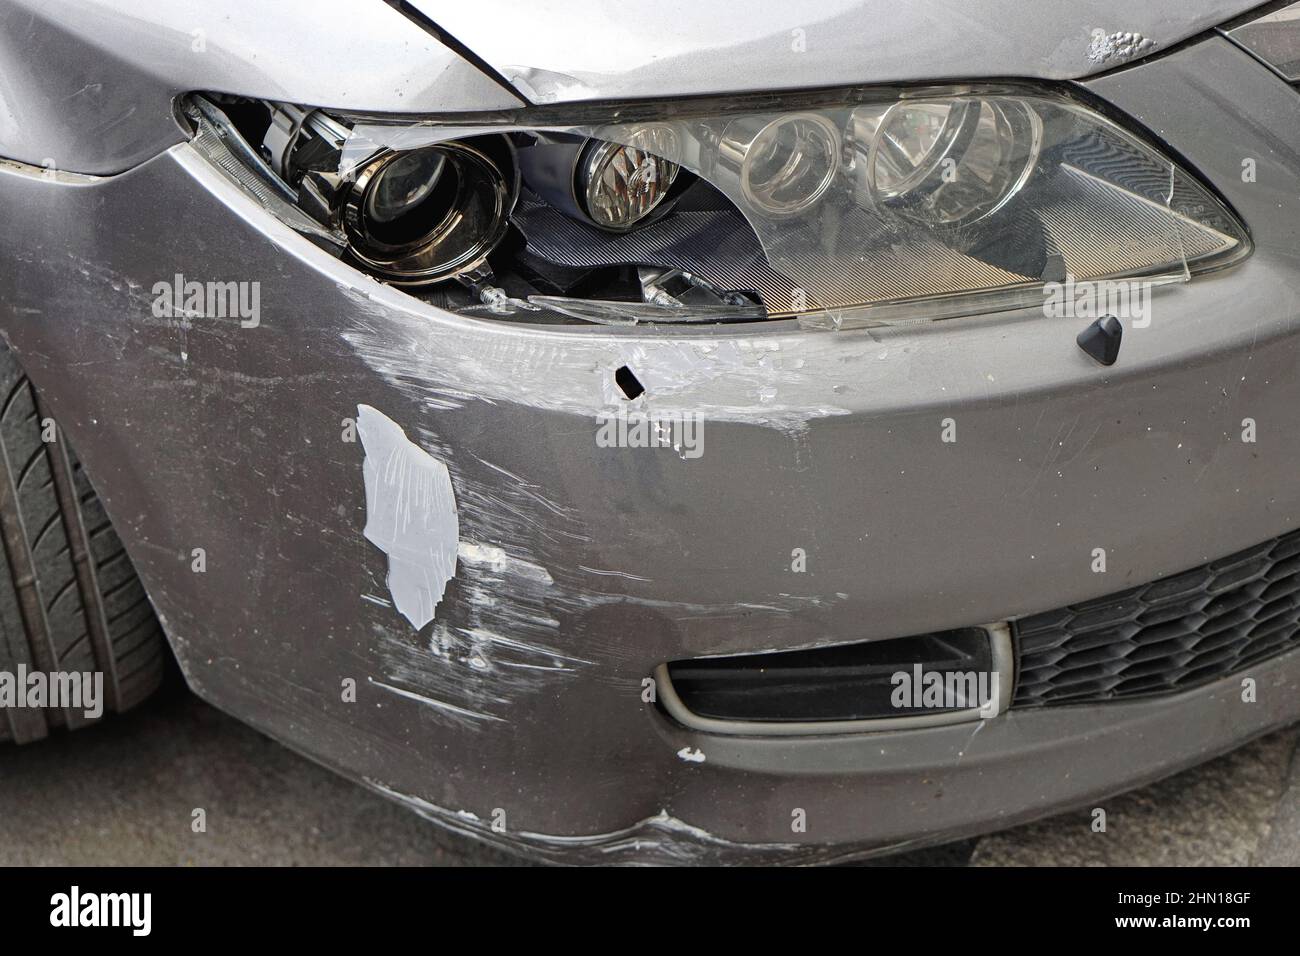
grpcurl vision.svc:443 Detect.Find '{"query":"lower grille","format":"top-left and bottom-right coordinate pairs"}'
top-left (1013, 530), bottom-right (1300, 707)
top-left (665, 628), bottom-right (993, 723)
top-left (656, 626), bottom-right (1014, 735)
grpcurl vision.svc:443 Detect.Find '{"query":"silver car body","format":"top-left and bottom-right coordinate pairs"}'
top-left (0, 0), bottom-right (1297, 862)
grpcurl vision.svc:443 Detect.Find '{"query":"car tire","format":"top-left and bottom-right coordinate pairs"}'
top-left (0, 345), bottom-right (167, 743)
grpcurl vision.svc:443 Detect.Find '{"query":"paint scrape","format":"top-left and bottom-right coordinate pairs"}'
top-left (357, 404), bottom-right (459, 630)
top-left (457, 541), bottom-right (553, 584)
top-left (364, 779), bottom-right (820, 865)
top-left (1087, 29), bottom-right (1156, 65)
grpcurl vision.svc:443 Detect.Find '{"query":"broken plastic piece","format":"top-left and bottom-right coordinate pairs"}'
top-left (638, 266), bottom-right (752, 308)
top-left (457, 265), bottom-right (539, 314)
top-left (527, 295), bottom-right (766, 326)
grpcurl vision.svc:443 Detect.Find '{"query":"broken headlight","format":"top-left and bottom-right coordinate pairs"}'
top-left (188, 86), bottom-right (1249, 328)
top-left (341, 143), bottom-right (514, 285)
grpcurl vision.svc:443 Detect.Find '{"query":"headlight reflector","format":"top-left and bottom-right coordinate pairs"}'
top-left (580, 139), bottom-right (680, 230)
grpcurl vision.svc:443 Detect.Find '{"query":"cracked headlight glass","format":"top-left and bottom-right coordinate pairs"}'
top-left (189, 86), bottom-right (1250, 328)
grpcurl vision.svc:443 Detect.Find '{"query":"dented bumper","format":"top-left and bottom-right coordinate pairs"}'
top-left (3, 37), bottom-right (1300, 862)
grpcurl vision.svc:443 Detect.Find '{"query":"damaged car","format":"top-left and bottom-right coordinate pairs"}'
top-left (2, 0), bottom-right (1300, 864)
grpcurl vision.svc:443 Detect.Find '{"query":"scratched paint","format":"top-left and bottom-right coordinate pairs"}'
top-left (338, 282), bottom-right (850, 435)
top-left (354, 411), bottom-right (601, 726)
top-left (363, 778), bottom-right (839, 865)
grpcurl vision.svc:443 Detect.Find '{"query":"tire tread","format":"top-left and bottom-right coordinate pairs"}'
top-left (0, 350), bottom-right (165, 743)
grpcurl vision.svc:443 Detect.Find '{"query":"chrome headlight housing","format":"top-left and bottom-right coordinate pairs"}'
top-left (341, 143), bottom-right (514, 285)
top-left (190, 84), bottom-right (1250, 328)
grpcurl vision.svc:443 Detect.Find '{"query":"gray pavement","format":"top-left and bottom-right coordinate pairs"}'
top-left (1, 676), bottom-right (1297, 866)
top-left (973, 728), bottom-right (1299, 866)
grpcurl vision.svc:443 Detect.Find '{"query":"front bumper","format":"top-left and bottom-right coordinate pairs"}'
top-left (2, 37), bottom-right (1300, 863)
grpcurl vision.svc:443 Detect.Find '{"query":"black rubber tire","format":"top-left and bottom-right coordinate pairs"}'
top-left (0, 346), bottom-right (166, 743)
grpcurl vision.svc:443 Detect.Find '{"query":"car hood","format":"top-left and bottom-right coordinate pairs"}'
top-left (407, 0), bottom-right (1260, 103)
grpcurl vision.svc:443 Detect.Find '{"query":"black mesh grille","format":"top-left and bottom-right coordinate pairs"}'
top-left (1013, 530), bottom-right (1300, 707)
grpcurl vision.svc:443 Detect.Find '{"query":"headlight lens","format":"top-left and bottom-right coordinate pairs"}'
top-left (192, 86), bottom-right (1250, 326)
top-left (342, 143), bottom-right (514, 285)
top-left (861, 98), bottom-right (1042, 225)
top-left (364, 149), bottom-right (448, 224)
top-left (719, 113), bottom-right (842, 217)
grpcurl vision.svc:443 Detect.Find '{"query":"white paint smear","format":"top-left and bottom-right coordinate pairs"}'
top-left (456, 541), bottom-right (553, 584)
top-left (357, 404), bottom-right (459, 630)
